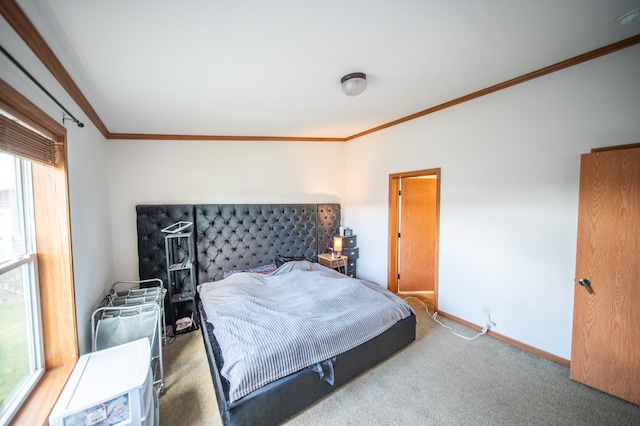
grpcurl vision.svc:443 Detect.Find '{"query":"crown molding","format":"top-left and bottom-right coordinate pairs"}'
top-left (2, 0), bottom-right (639, 142)
top-left (346, 33), bottom-right (640, 141)
top-left (107, 133), bottom-right (346, 142)
top-left (0, 0), bottom-right (110, 137)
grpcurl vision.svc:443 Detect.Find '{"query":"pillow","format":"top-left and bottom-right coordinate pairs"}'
top-left (274, 254), bottom-right (315, 267)
top-left (223, 263), bottom-right (278, 278)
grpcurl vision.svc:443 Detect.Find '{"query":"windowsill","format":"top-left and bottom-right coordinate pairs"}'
top-left (11, 364), bottom-right (75, 426)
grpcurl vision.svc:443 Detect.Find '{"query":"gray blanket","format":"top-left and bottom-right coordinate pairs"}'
top-left (197, 261), bottom-right (413, 402)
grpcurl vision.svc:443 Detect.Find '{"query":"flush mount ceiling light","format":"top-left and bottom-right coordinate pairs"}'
top-left (340, 72), bottom-right (367, 96)
top-left (616, 7), bottom-right (640, 25)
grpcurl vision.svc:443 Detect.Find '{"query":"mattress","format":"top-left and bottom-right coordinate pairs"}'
top-left (197, 261), bottom-right (416, 425)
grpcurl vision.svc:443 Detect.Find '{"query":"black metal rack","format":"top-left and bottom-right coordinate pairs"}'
top-left (162, 222), bottom-right (198, 335)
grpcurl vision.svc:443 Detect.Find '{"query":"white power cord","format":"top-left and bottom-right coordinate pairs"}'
top-left (403, 296), bottom-right (493, 341)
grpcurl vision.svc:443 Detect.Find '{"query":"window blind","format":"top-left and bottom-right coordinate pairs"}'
top-left (0, 113), bottom-right (59, 166)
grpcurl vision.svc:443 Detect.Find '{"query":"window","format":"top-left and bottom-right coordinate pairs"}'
top-left (0, 79), bottom-right (78, 425)
top-left (0, 152), bottom-right (43, 425)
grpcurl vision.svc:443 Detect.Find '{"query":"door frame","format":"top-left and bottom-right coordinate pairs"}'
top-left (388, 168), bottom-right (441, 308)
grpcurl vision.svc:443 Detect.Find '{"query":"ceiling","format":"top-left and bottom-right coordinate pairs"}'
top-left (12, 0), bottom-right (640, 139)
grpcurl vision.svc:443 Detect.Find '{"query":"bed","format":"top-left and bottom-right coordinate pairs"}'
top-left (136, 203), bottom-right (416, 425)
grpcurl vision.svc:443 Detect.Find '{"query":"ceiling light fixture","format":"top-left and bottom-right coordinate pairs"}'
top-left (340, 72), bottom-right (367, 96)
top-left (616, 7), bottom-right (640, 25)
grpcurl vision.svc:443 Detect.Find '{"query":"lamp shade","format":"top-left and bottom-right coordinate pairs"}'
top-left (333, 236), bottom-right (343, 252)
top-left (340, 72), bottom-right (367, 96)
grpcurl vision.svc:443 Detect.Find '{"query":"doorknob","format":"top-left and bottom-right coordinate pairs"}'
top-left (578, 278), bottom-right (595, 294)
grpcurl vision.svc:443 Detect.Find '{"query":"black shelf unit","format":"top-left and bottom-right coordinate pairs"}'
top-left (163, 222), bottom-right (198, 335)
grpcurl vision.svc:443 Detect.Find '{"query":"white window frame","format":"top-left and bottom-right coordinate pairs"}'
top-left (0, 155), bottom-right (44, 425)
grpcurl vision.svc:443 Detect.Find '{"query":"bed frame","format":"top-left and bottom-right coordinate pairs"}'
top-left (136, 203), bottom-right (416, 425)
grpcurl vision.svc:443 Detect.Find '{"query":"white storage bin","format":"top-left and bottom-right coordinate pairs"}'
top-left (49, 338), bottom-right (156, 426)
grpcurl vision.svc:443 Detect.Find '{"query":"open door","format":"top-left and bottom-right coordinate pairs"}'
top-left (571, 145), bottom-right (640, 405)
top-left (388, 169), bottom-right (440, 307)
top-left (398, 176), bottom-right (437, 292)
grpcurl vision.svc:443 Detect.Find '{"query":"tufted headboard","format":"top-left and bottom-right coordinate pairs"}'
top-left (136, 203), bottom-right (340, 285)
top-left (136, 204), bottom-right (195, 287)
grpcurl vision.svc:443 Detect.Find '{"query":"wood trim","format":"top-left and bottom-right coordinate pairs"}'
top-left (32, 159), bottom-right (78, 370)
top-left (591, 142), bottom-right (640, 153)
top-left (107, 133), bottom-right (346, 142)
top-left (0, 79), bottom-right (65, 138)
top-left (104, 33), bottom-right (640, 142)
top-left (2, 4), bottom-right (638, 142)
top-left (387, 177), bottom-right (400, 293)
top-left (346, 34), bottom-right (640, 141)
top-left (1, 80), bottom-right (78, 426)
top-left (437, 310), bottom-right (571, 368)
top-left (0, 0), bottom-right (109, 137)
top-left (11, 365), bottom-right (74, 426)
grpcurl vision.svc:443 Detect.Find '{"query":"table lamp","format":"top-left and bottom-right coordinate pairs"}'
top-left (333, 236), bottom-right (343, 258)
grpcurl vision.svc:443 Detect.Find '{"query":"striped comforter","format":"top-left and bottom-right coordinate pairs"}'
top-left (197, 261), bottom-right (413, 402)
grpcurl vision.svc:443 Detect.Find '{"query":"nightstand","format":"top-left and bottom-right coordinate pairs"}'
top-left (317, 253), bottom-right (349, 274)
top-left (340, 235), bottom-right (358, 278)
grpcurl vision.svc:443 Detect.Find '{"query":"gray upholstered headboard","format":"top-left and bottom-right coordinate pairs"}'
top-left (136, 203), bottom-right (340, 285)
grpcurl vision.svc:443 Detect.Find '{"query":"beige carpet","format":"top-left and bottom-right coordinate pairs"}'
top-left (158, 329), bottom-right (218, 425)
top-left (159, 301), bottom-right (640, 425)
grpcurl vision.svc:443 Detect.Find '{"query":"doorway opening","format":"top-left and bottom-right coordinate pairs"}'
top-left (388, 168), bottom-right (440, 309)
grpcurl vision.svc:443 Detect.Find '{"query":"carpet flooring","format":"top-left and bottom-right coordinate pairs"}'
top-left (159, 299), bottom-right (640, 425)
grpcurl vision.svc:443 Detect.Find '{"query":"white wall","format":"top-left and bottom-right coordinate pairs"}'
top-left (1, 18), bottom-right (113, 354)
top-left (6, 10), bottom-right (637, 361)
top-left (344, 46), bottom-right (640, 360)
top-left (107, 140), bottom-right (346, 280)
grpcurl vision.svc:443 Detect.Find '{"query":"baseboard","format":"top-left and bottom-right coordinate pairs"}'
top-left (436, 310), bottom-right (571, 368)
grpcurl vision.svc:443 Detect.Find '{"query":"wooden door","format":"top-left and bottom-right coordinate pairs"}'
top-left (398, 177), bottom-right (437, 292)
top-left (570, 146), bottom-right (640, 405)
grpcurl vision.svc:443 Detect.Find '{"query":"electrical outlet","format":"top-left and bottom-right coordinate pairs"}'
top-left (482, 307), bottom-right (497, 329)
